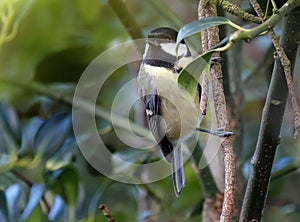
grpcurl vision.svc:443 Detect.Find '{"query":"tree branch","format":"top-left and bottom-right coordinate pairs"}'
top-left (218, 5), bottom-right (246, 219)
top-left (208, 0), bottom-right (300, 53)
top-left (240, 6), bottom-right (300, 221)
top-left (198, 1), bottom-right (235, 221)
top-left (11, 169), bottom-right (51, 214)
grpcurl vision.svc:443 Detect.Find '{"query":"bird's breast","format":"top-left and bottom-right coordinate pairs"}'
top-left (138, 64), bottom-right (200, 141)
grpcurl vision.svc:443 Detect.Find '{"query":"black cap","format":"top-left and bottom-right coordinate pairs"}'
top-left (148, 27), bottom-right (179, 43)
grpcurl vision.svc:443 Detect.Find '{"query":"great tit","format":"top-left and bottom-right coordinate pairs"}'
top-left (137, 27), bottom-right (200, 197)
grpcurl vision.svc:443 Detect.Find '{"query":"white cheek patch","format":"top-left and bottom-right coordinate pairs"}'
top-left (160, 43), bottom-right (188, 57)
top-left (142, 43), bottom-right (150, 59)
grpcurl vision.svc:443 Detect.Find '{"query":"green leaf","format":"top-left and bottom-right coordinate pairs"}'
top-left (0, 103), bottom-right (21, 141)
top-left (48, 196), bottom-right (68, 222)
top-left (24, 204), bottom-right (43, 222)
top-left (177, 17), bottom-right (232, 44)
top-left (45, 137), bottom-right (77, 171)
top-left (0, 0), bottom-right (106, 102)
top-left (178, 52), bottom-right (213, 98)
top-left (20, 184), bottom-right (45, 221)
top-left (0, 103), bottom-right (20, 153)
top-left (5, 184), bottom-right (24, 222)
top-left (0, 189), bottom-right (9, 222)
top-left (271, 157), bottom-right (297, 181)
top-left (112, 149), bottom-right (157, 179)
top-left (44, 166), bottom-right (78, 205)
top-left (0, 117), bottom-right (18, 153)
top-left (85, 180), bottom-right (113, 222)
top-left (190, 199), bottom-right (204, 217)
top-left (34, 112), bottom-right (72, 159)
top-left (18, 117), bottom-right (44, 157)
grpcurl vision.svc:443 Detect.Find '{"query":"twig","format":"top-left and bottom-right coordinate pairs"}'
top-left (199, 4), bottom-right (209, 115)
top-left (0, 77), bottom-right (152, 140)
top-left (108, 0), bottom-right (143, 53)
top-left (198, 1), bottom-right (235, 222)
top-left (107, 0), bottom-right (142, 40)
top-left (99, 204), bottom-right (115, 222)
top-left (218, 0), bottom-right (262, 24)
top-left (202, 0), bottom-right (300, 55)
top-left (249, 0), bottom-right (300, 139)
top-left (248, 0), bottom-right (265, 19)
top-left (10, 169), bottom-right (51, 214)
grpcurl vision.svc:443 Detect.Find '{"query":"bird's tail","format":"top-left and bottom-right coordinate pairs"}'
top-left (171, 146), bottom-right (185, 197)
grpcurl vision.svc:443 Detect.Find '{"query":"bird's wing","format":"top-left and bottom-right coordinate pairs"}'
top-left (144, 91), bottom-right (173, 163)
top-left (145, 91), bottom-right (185, 196)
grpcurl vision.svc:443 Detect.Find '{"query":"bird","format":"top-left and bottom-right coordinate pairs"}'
top-left (137, 27), bottom-right (201, 197)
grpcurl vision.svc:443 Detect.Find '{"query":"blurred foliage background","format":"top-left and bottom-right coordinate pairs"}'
top-left (0, 0), bottom-right (300, 221)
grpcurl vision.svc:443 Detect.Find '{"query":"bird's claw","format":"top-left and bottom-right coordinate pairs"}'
top-left (210, 127), bottom-right (234, 137)
top-left (196, 126), bottom-right (234, 137)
